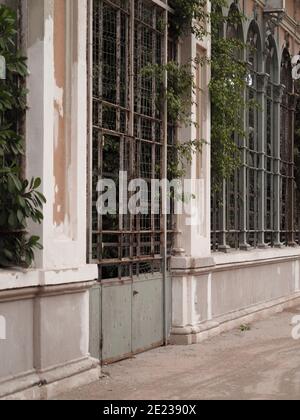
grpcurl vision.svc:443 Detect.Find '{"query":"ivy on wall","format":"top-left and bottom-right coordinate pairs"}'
top-left (169, 0), bottom-right (208, 40)
top-left (0, 5), bottom-right (45, 268)
top-left (142, 60), bottom-right (204, 179)
top-left (210, 1), bottom-right (248, 190)
top-left (294, 79), bottom-right (300, 225)
top-left (167, 0), bottom-right (255, 190)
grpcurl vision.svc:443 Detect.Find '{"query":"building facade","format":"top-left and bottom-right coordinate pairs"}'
top-left (0, 0), bottom-right (300, 399)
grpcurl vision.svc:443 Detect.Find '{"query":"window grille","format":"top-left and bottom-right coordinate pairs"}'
top-left (264, 36), bottom-right (277, 246)
top-left (90, 0), bottom-right (174, 280)
top-left (246, 29), bottom-right (259, 246)
top-left (294, 83), bottom-right (300, 243)
top-left (211, 15), bottom-right (297, 251)
top-left (211, 5), bottom-right (244, 251)
top-left (280, 49), bottom-right (295, 245)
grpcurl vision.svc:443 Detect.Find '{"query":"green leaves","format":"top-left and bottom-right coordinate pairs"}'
top-left (167, 1), bottom-right (249, 190)
top-left (169, 0), bottom-right (209, 40)
top-left (0, 233), bottom-right (43, 268)
top-left (210, 1), bottom-right (248, 190)
top-left (141, 61), bottom-right (196, 126)
top-left (0, 5), bottom-right (46, 268)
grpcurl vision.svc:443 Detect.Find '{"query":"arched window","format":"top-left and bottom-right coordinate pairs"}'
top-left (226, 4), bottom-right (244, 42)
top-left (280, 48), bottom-right (295, 244)
top-left (211, 3), bottom-right (245, 251)
top-left (294, 73), bottom-right (300, 243)
top-left (245, 21), bottom-right (262, 247)
top-left (264, 35), bottom-right (278, 245)
top-left (225, 5), bottom-right (244, 249)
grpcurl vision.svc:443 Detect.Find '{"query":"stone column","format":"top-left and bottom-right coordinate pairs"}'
top-left (0, 0), bottom-right (99, 400)
top-left (171, 32), bottom-right (215, 345)
top-left (26, 0), bottom-right (90, 270)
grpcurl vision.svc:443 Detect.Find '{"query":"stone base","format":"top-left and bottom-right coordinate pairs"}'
top-left (0, 266), bottom-right (98, 400)
top-left (170, 293), bottom-right (300, 345)
top-left (171, 248), bottom-right (300, 346)
top-left (1, 357), bottom-right (100, 400)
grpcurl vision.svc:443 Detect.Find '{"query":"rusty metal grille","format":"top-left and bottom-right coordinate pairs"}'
top-left (90, 0), bottom-right (173, 280)
top-left (264, 47), bottom-right (276, 246)
top-left (294, 83), bottom-right (300, 243)
top-left (280, 49), bottom-right (295, 245)
top-left (211, 25), bottom-right (297, 251)
top-left (211, 9), bottom-right (243, 251)
top-left (245, 24), bottom-right (260, 247)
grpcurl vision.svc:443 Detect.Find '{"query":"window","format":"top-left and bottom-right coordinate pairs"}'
top-left (264, 35), bottom-right (278, 246)
top-left (211, 8), bottom-right (297, 252)
top-left (211, 4), bottom-right (244, 251)
top-left (90, 0), bottom-right (174, 280)
top-left (280, 48), bottom-right (295, 245)
top-left (245, 22), bottom-right (261, 247)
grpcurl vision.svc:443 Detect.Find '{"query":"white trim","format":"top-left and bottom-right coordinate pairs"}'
top-left (213, 247), bottom-right (300, 267)
top-left (0, 265), bottom-right (98, 292)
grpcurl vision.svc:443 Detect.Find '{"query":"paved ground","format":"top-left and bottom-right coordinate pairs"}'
top-left (56, 306), bottom-right (300, 400)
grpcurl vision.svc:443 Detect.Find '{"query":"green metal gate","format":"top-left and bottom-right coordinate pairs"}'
top-left (89, 275), bottom-right (172, 363)
top-left (88, 0), bottom-right (174, 364)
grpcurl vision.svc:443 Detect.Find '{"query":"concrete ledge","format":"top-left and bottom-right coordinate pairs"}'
top-left (170, 292), bottom-right (300, 345)
top-left (0, 274), bottom-right (99, 400)
top-left (0, 265), bottom-right (98, 292)
top-left (172, 248), bottom-right (300, 276)
top-left (0, 371), bottom-right (40, 400)
top-left (171, 256), bottom-right (215, 271)
top-left (213, 247), bottom-right (300, 268)
top-left (1, 357), bottom-right (100, 400)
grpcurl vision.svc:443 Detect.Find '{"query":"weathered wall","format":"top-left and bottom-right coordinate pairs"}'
top-left (172, 0), bottom-right (300, 345)
top-left (26, 0), bottom-right (88, 269)
top-left (0, 0), bottom-right (98, 400)
top-left (171, 248), bottom-right (300, 344)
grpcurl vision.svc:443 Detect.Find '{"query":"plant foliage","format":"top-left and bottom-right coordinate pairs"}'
top-left (0, 5), bottom-right (45, 268)
top-left (168, 0), bottom-right (251, 190)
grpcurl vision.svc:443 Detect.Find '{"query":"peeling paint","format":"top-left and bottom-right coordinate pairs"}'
top-left (53, 0), bottom-right (70, 235)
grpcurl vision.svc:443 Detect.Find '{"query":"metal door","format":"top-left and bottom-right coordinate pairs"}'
top-left (88, 0), bottom-right (174, 364)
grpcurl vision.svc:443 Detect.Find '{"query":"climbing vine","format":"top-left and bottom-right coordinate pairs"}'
top-left (210, 1), bottom-right (249, 189)
top-left (170, 0), bottom-right (250, 189)
top-left (143, 1), bottom-right (251, 187)
top-left (0, 5), bottom-right (45, 268)
top-left (142, 60), bottom-right (204, 179)
top-left (169, 0), bottom-right (208, 40)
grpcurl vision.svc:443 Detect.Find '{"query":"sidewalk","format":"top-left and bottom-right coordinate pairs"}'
top-left (56, 306), bottom-right (300, 400)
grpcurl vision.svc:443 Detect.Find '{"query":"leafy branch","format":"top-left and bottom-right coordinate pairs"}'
top-left (0, 5), bottom-right (46, 268)
top-left (169, 0), bottom-right (252, 190)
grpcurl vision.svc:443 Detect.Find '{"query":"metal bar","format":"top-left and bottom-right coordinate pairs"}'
top-left (162, 8), bottom-right (168, 346)
top-left (151, 7), bottom-right (157, 258)
top-left (129, 0), bottom-right (135, 277)
top-left (273, 82), bottom-right (283, 247)
top-left (87, 0), bottom-right (94, 263)
top-left (116, 8), bottom-right (121, 132)
top-left (104, 0), bottom-right (130, 14)
top-left (151, 0), bottom-right (173, 13)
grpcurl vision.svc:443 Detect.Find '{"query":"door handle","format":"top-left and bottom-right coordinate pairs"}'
top-left (133, 290), bottom-right (139, 297)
